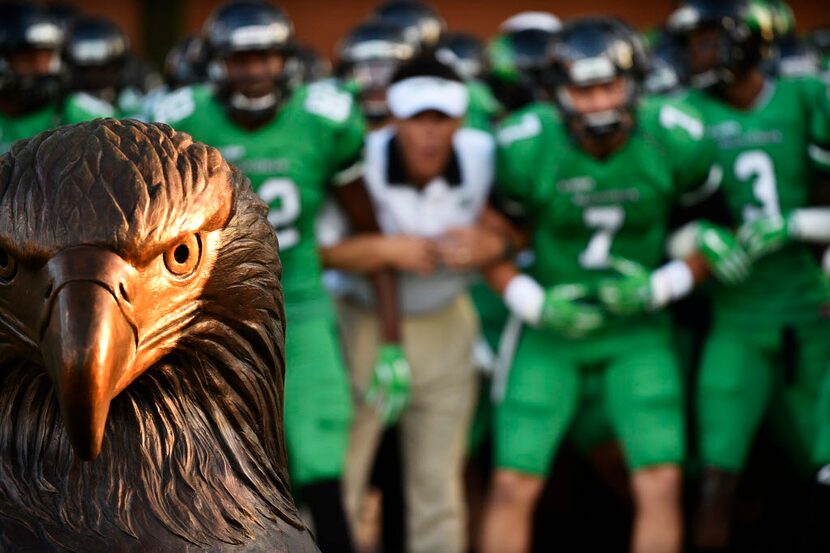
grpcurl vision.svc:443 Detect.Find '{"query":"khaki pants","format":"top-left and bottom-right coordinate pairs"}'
top-left (339, 294), bottom-right (479, 553)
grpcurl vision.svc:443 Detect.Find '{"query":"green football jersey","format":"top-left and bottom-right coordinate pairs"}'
top-left (496, 96), bottom-right (714, 323)
top-left (684, 77), bottom-right (830, 327)
top-left (154, 82), bottom-right (365, 318)
top-left (0, 91), bottom-right (114, 153)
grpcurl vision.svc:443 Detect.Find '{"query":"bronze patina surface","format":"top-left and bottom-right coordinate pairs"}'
top-left (0, 119), bottom-right (318, 552)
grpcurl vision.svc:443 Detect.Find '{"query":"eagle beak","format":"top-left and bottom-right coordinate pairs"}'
top-left (41, 282), bottom-right (136, 461)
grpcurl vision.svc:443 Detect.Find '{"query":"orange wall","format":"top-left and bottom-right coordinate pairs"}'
top-left (64, 0), bottom-right (144, 52)
top-left (184, 0), bottom-right (830, 60)
top-left (54, 0), bottom-right (830, 60)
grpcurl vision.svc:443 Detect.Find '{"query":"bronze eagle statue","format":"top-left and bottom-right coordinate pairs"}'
top-left (0, 119), bottom-right (319, 552)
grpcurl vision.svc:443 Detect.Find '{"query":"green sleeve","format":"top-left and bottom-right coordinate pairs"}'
top-left (494, 108), bottom-right (546, 208)
top-left (292, 81), bottom-right (366, 184)
top-left (150, 85), bottom-right (205, 130)
top-left (803, 77), bottom-right (830, 171)
top-left (464, 80), bottom-right (501, 132)
top-left (329, 93), bottom-right (366, 183)
top-left (654, 98), bottom-right (718, 197)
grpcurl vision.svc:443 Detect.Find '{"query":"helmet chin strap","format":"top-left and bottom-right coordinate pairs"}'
top-left (229, 90), bottom-right (278, 111)
top-left (581, 109), bottom-right (625, 137)
top-left (556, 80), bottom-right (635, 140)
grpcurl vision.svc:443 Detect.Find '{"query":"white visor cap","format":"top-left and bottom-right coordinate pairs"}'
top-left (387, 76), bottom-right (469, 119)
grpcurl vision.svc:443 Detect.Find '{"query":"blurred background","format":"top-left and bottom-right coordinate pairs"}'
top-left (62, 0), bottom-right (830, 70)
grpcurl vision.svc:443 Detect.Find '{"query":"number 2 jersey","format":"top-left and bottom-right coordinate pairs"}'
top-left (684, 77), bottom-right (830, 328)
top-left (154, 82), bottom-right (365, 319)
top-left (496, 96), bottom-right (716, 328)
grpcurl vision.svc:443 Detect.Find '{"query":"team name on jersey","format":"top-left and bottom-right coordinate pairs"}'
top-left (710, 127), bottom-right (784, 150)
top-left (217, 144), bottom-right (289, 174)
top-left (556, 176), bottom-right (641, 206)
top-left (237, 158), bottom-right (289, 174)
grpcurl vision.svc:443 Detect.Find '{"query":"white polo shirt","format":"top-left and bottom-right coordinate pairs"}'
top-left (322, 125), bottom-right (495, 315)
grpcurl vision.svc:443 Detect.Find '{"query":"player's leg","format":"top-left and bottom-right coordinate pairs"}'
top-left (694, 326), bottom-right (773, 551)
top-left (770, 321), bottom-right (830, 473)
top-left (605, 334), bottom-right (685, 553)
top-left (283, 314), bottom-right (355, 552)
top-left (569, 368), bottom-right (630, 501)
top-left (806, 364), bottom-right (830, 552)
top-left (790, 320), bottom-right (830, 552)
top-left (335, 299), bottom-right (387, 547)
top-left (481, 328), bottom-right (580, 553)
top-left (398, 294), bottom-right (479, 553)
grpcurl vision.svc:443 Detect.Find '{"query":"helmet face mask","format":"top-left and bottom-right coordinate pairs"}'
top-left (556, 74), bottom-right (636, 140)
top-left (0, 2), bottom-right (66, 114)
top-left (64, 17), bottom-right (130, 99)
top-left (336, 21), bottom-right (415, 121)
top-left (2, 47), bottom-right (65, 114)
top-left (348, 58), bottom-right (399, 118)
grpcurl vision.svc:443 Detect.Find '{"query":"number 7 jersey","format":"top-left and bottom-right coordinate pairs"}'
top-left (495, 97), bottom-right (715, 310)
top-left (154, 82), bottom-right (366, 318)
top-left (684, 77), bottom-right (830, 328)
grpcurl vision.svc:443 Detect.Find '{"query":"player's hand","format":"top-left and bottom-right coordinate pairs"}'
top-left (598, 257), bottom-right (654, 316)
top-left (737, 215), bottom-right (790, 260)
top-left (540, 283), bottom-right (605, 337)
top-left (366, 344), bottom-right (411, 426)
top-left (697, 221), bottom-right (752, 286)
top-left (436, 225), bottom-right (506, 270)
top-left (384, 235), bottom-right (438, 276)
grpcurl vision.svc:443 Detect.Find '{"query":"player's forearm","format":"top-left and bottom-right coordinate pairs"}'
top-left (370, 269), bottom-right (403, 343)
top-left (480, 206), bottom-right (530, 253)
top-left (319, 234), bottom-right (393, 273)
top-left (485, 260), bottom-right (521, 295)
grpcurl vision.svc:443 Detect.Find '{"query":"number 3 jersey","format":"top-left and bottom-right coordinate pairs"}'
top-left (154, 82), bottom-right (365, 318)
top-left (684, 77), bottom-right (830, 328)
top-left (496, 97), bottom-right (715, 300)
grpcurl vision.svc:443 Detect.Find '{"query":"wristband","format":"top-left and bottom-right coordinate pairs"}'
top-left (788, 208), bottom-right (830, 242)
top-left (650, 260), bottom-right (694, 309)
top-left (503, 274), bottom-right (544, 325)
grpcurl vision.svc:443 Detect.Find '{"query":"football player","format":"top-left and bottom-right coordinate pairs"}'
top-left (480, 18), bottom-right (746, 553)
top-left (335, 20), bottom-right (415, 126)
top-left (0, 1), bottom-right (112, 153)
top-left (668, 0), bottom-right (830, 549)
top-left (64, 16), bottom-right (138, 116)
top-left (153, 2), bottom-right (390, 551)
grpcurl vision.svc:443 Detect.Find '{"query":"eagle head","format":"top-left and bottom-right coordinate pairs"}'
top-left (0, 119), bottom-right (304, 545)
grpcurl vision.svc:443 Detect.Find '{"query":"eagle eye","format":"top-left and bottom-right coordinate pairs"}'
top-left (163, 234), bottom-right (202, 278)
top-left (0, 247), bottom-right (17, 283)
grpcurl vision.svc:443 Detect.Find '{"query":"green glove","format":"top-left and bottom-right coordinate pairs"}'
top-left (598, 257), bottom-right (653, 316)
top-left (366, 343), bottom-right (411, 426)
top-left (737, 214), bottom-right (790, 260)
top-left (539, 283), bottom-right (605, 338)
top-left (697, 221), bottom-right (752, 286)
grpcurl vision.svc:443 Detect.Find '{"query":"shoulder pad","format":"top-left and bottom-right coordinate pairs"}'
top-left (657, 101), bottom-right (704, 140)
top-left (70, 92), bottom-right (116, 118)
top-left (153, 86), bottom-right (198, 124)
top-left (497, 111), bottom-right (543, 146)
top-left (302, 81), bottom-right (354, 123)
